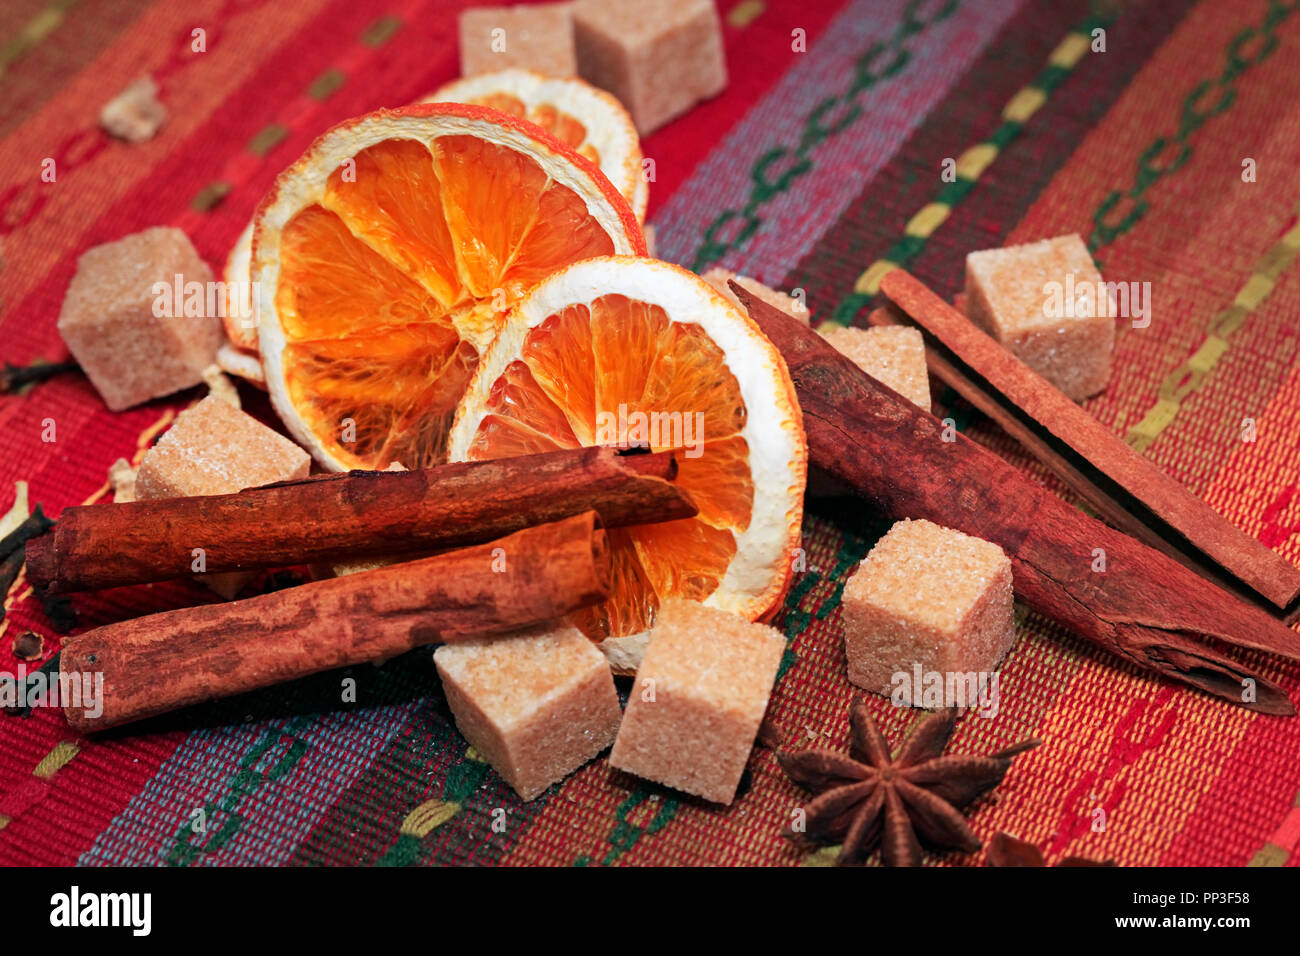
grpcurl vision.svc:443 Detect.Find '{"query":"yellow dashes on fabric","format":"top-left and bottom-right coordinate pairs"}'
top-left (1125, 204), bottom-right (1300, 452)
top-left (847, 18), bottom-right (1100, 298)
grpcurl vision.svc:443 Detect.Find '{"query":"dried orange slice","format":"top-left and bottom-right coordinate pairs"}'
top-left (215, 221), bottom-right (267, 387)
top-left (448, 257), bottom-right (806, 664)
top-left (423, 69), bottom-right (647, 223)
top-left (219, 221), bottom-right (258, 352)
top-left (219, 73), bottom-right (645, 387)
top-left (254, 103), bottom-right (645, 470)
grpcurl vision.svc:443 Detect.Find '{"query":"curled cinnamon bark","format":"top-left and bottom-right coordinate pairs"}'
top-left (733, 281), bottom-right (1295, 716)
top-left (61, 513), bottom-right (611, 732)
top-left (29, 445), bottom-right (693, 594)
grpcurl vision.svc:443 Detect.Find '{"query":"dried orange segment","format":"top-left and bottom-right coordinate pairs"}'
top-left (222, 71), bottom-right (644, 394)
top-left (322, 139), bottom-right (462, 307)
top-left (468, 415), bottom-right (566, 459)
top-left (567, 528), bottom-right (657, 641)
top-left (530, 104), bottom-right (595, 162)
top-left (630, 517), bottom-right (737, 603)
top-left (470, 92), bottom-right (596, 163)
top-left (424, 70), bottom-right (647, 223)
top-left (377, 339), bottom-right (480, 467)
top-left (473, 92), bottom-right (528, 117)
top-left (675, 435), bottom-right (754, 532)
top-left (434, 134), bottom-right (550, 298)
top-left (504, 183), bottom-right (619, 290)
top-left (275, 205), bottom-right (444, 342)
top-left (589, 293), bottom-right (671, 414)
top-left (640, 321), bottom-right (748, 442)
top-left (254, 103), bottom-right (644, 471)
top-left (521, 303), bottom-right (598, 444)
top-left (284, 328), bottom-right (474, 469)
top-left (284, 322), bottom-right (462, 406)
top-left (450, 257), bottom-right (807, 662)
top-left (482, 360), bottom-right (580, 448)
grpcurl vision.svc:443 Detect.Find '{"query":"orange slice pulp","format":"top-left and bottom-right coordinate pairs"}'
top-left (254, 104), bottom-right (645, 470)
top-left (449, 257), bottom-right (806, 652)
top-left (423, 69), bottom-right (647, 223)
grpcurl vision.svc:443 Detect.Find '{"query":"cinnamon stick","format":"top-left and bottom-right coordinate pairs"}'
top-left (868, 304), bottom-right (1300, 627)
top-left (875, 268), bottom-right (1300, 621)
top-left (731, 281), bottom-right (1297, 715)
top-left (29, 445), bottom-right (694, 594)
top-left (60, 512), bottom-right (610, 732)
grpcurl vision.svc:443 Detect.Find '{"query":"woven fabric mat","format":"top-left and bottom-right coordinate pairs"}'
top-left (1, 0), bottom-right (1298, 866)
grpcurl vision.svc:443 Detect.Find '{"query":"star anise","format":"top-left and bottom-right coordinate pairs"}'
top-left (777, 697), bottom-right (1040, 866)
top-left (985, 831), bottom-right (1116, 867)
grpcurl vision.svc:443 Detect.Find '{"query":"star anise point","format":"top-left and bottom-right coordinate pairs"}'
top-left (779, 697), bottom-right (1039, 867)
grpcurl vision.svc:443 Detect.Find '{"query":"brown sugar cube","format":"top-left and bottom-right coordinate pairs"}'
top-left (135, 395), bottom-right (309, 499)
top-left (841, 519), bottom-right (1014, 705)
top-left (964, 234), bottom-right (1114, 401)
top-left (434, 624), bottom-right (622, 800)
top-left (702, 268), bottom-right (808, 325)
top-left (459, 3), bottom-right (576, 77)
top-left (609, 599), bottom-right (784, 804)
top-left (135, 395), bottom-right (310, 598)
top-left (819, 324), bottom-right (930, 410)
top-left (100, 76), bottom-right (166, 143)
top-left (573, 0), bottom-right (727, 135)
top-left (58, 227), bottom-right (221, 411)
